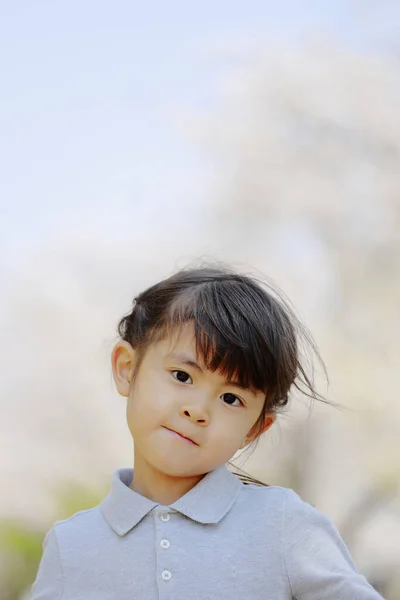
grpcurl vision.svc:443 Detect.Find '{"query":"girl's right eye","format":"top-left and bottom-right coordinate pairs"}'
top-left (171, 370), bottom-right (193, 384)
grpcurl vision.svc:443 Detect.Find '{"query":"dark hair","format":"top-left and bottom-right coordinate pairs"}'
top-left (117, 263), bottom-right (330, 485)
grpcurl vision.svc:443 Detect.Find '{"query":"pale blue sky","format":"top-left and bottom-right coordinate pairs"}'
top-left (0, 1), bottom-right (397, 263)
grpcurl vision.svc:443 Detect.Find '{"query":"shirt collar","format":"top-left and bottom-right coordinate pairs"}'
top-left (100, 464), bottom-right (243, 536)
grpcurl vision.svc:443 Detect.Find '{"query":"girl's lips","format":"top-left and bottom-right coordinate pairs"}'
top-left (163, 426), bottom-right (198, 445)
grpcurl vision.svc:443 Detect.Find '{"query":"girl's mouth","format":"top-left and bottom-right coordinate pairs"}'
top-left (163, 426), bottom-right (198, 445)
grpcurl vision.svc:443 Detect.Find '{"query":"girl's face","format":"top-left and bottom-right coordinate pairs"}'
top-left (112, 323), bottom-right (274, 488)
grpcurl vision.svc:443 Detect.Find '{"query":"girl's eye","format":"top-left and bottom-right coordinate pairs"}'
top-left (221, 393), bottom-right (243, 407)
top-left (171, 370), bottom-right (193, 384)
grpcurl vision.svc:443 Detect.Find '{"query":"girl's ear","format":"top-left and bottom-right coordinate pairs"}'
top-left (111, 341), bottom-right (137, 397)
top-left (240, 414), bottom-right (276, 449)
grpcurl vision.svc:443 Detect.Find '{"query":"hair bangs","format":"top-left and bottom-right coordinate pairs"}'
top-left (162, 283), bottom-right (273, 396)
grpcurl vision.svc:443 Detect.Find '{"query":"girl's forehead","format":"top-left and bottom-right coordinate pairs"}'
top-left (159, 326), bottom-right (235, 379)
top-left (160, 323), bottom-right (200, 357)
top-left (148, 323), bottom-right (213, 372)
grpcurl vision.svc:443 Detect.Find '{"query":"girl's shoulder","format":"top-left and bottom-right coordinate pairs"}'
top-left (54, 505), bottom-right (101, 528)
top-left (239, 483), bottom-right (346, 556)
top-left (239, 482), bottom-right (324, 523)
top-left (240, 481), bottom-right (306, 503)
top-left (50, 504), bottom-right (106, 548)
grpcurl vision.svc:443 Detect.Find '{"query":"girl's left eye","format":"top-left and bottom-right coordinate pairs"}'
top-left (171, 370), bottom-right (193, 384)
top-left (221, 393), bottom-right (243, 407)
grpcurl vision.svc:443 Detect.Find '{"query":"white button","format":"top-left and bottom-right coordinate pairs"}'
top-left (160, 512), bottom-right (170, 522)
top-left (162, 570), bottom-right (172, 581)
top-left (160, 539), bottom-right (170, 549)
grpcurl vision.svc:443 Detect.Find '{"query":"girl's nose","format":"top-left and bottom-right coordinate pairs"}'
top-left (179, 402), bottom-right (210, 425)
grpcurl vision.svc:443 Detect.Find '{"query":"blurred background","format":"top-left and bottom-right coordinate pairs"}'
top-left (1, 1), bottom-right (399, 598)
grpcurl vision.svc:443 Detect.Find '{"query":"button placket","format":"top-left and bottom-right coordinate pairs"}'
top-left (156, 510), bottom-right (173, 583)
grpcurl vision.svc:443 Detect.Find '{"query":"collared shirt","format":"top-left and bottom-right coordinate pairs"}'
top-left (31, 465), bottom-right (383, 600)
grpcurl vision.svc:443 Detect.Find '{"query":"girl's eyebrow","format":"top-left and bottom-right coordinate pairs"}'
top-left (168, 352), bottom-right (202, 371)
top-left (167, 352), bottom-right (248, 391)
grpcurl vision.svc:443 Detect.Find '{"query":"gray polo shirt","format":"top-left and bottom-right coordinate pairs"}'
top-left (31, 464), bottom-right (383, 599)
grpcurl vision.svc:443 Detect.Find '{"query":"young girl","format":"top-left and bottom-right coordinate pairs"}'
top-left (31, 265), bottom-right (383, 599)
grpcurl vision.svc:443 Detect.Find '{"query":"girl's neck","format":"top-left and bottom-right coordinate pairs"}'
top-left (130, 451), bottom-right (206, 505)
